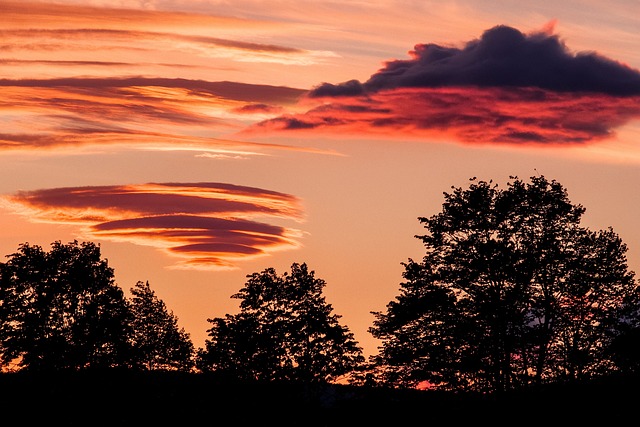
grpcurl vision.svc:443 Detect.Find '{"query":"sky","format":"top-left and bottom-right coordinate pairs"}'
top-left (1, 0), bottom-right (640, 358)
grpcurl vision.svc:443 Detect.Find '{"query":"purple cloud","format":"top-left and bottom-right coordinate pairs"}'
top-left (309, 24), bottom-right (640, 97)
top-left (3, 183), bottom-right (305, 270)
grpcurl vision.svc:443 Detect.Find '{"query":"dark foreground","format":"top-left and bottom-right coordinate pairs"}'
top-left (0, 370), bottom-right (637, 425)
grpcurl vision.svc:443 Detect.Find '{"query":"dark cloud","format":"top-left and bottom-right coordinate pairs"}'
top-left (249, 24), bottom-right (640, 145)
top-left (309, 24), bottom-right (640, 97)
top-left (310, 79), bottom-right (365, 97)
top-left (232, 103), bottom-right (284, 114)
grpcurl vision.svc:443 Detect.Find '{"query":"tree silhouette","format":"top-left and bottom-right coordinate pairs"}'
top-left (369, 176), bottom-right (640, 392)
top-left (129, 281), bottom-right (195, 371)
top-left (197, 262), bottom-right (364, 382)
top-left (0, 241), bottom-right (133, 371)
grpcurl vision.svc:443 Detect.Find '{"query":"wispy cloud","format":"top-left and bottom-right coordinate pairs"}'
top-left (2, 1), bottom-right (338, 68)
top-left (249, 24), bottom-right (640, 145)
top-left (0, 58), bottom-right (232, 72)
top-left (0, 77), bottom-right (305, 104)
top-left (0, 1), bottom-right (340, 159)
top-left (0, 28), bottom-right (335, 65)
top-left (0, 78), bottom-right (318, 155)
top-left (2, 183), bottom-right (305, 270)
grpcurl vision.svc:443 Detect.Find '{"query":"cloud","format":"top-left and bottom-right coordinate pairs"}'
top-left (0, 59), bottom-right (232, 73)
top-left (0, 129), bottom-right (338, 157)
top-left (0, 59), bottom-right (133, 67)
top-left (1, 29), bottom-right (304, 54)
top-left (0, 1), bottom-right (340, 157)
top-left (253, 87), bottom-right (640, 144)
top-left (249, 24), bottom-right (640, 145)
top-left (310, 24), bottom-right (640, 96)
top-left (232, 103), bottom-right (285, 115)
top-left (0, 79), bottom-right (320, 155)
top-left (0, 77), bottom-right (306, 104)
top-left (2, 1), bottom-right (278, 32)
top-left (1, 2), bottom-right (339, 67)
top-left (2, 183), bottom-right (305, 270)
top-left (0, 28), bottom-right (332, 65)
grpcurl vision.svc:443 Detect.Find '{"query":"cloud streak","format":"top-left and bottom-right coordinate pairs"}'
top-left (2, 2), bottom-right (338, 69)
top-left (0, 1), bottom-right (342, 159)
top-left (0, 78), bottom-right (319, 156)
top-left (249, 24), bottom-right (640, 145)
top-left (0, 77), bottom-right (305, 105)
top-left (2, 183), bottom-right (305, 270)
top-left (0, 28), bottom-right (333, 65)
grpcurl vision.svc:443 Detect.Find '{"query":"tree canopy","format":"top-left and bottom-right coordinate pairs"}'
top-left (0, 241), bottom-right (195, 373)
top-left (129, 281), bottom-right (195, 371)
top-left (369, 175), bottom-right (640, 392)
top-left (197, 262), bottom-right (364, 382)
top-left (0, 241), bottom-right (133, 371)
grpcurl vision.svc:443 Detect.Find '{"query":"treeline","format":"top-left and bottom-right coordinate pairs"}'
top-left (1, 175), bottom-right (639, 394)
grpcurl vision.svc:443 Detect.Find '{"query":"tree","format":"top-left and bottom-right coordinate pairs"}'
top-left (369, 175), bottom-right (640, 392)
top-left (129, 281), bottom-right (194, 371)
top-left (197, 262), bottom-right (364, 382)
top-left (0, 240), bottom-right (133, 371)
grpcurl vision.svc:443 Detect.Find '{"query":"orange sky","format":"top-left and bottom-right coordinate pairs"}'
top-left (1, 0), bottom-right (640, 357)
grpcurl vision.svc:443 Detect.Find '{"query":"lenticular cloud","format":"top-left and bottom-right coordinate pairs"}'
top-left (249, 24), bottom-right (640, 145)
top-left (2, 182), bottom-right (305, 270)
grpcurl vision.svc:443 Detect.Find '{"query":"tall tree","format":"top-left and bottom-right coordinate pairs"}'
top-left (369, 176), bottom-right (640, 392)
top-left (129, 281), bottom-right (194, 371)
top-left (0, 241), bottom-right (133, 371)
top-left (197, 263), bottom-right (364, 382)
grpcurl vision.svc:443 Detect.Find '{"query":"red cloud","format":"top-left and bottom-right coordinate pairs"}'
top-left (2, 183), bottom-right (304, 270)
top-left (248, 87), bottom-right (640, 145)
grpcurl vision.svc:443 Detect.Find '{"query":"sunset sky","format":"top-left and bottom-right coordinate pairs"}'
top-left (2, 0), bottom-right (640, 357)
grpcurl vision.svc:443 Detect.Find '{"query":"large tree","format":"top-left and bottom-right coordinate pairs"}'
top-left (197, 262), bottom-right (364, 383)
top-left (369, 176), bottom-right (640, 392)
top-left (129, 281), bottom-right (194, 371)
top-left (0, 241), bottom-right (133, 371)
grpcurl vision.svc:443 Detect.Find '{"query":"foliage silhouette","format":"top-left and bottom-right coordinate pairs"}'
top-left (197, 262), bottom-right (365, 382)
top-left (0, 368), bottom-right (638, 425)
top-left (607, 325), bottom-right (640, 375)
top-left (0, 240), bottom-right (133, 371)
top-left (369, 175), bottom-right (640, 392)
top-left (0, 241), bottom-right (196, 372)
top-left (129, 280), bottom-right (195, 371)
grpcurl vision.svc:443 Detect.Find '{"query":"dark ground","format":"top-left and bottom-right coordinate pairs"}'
top-left (0, 370), bottom-right (637, 425)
